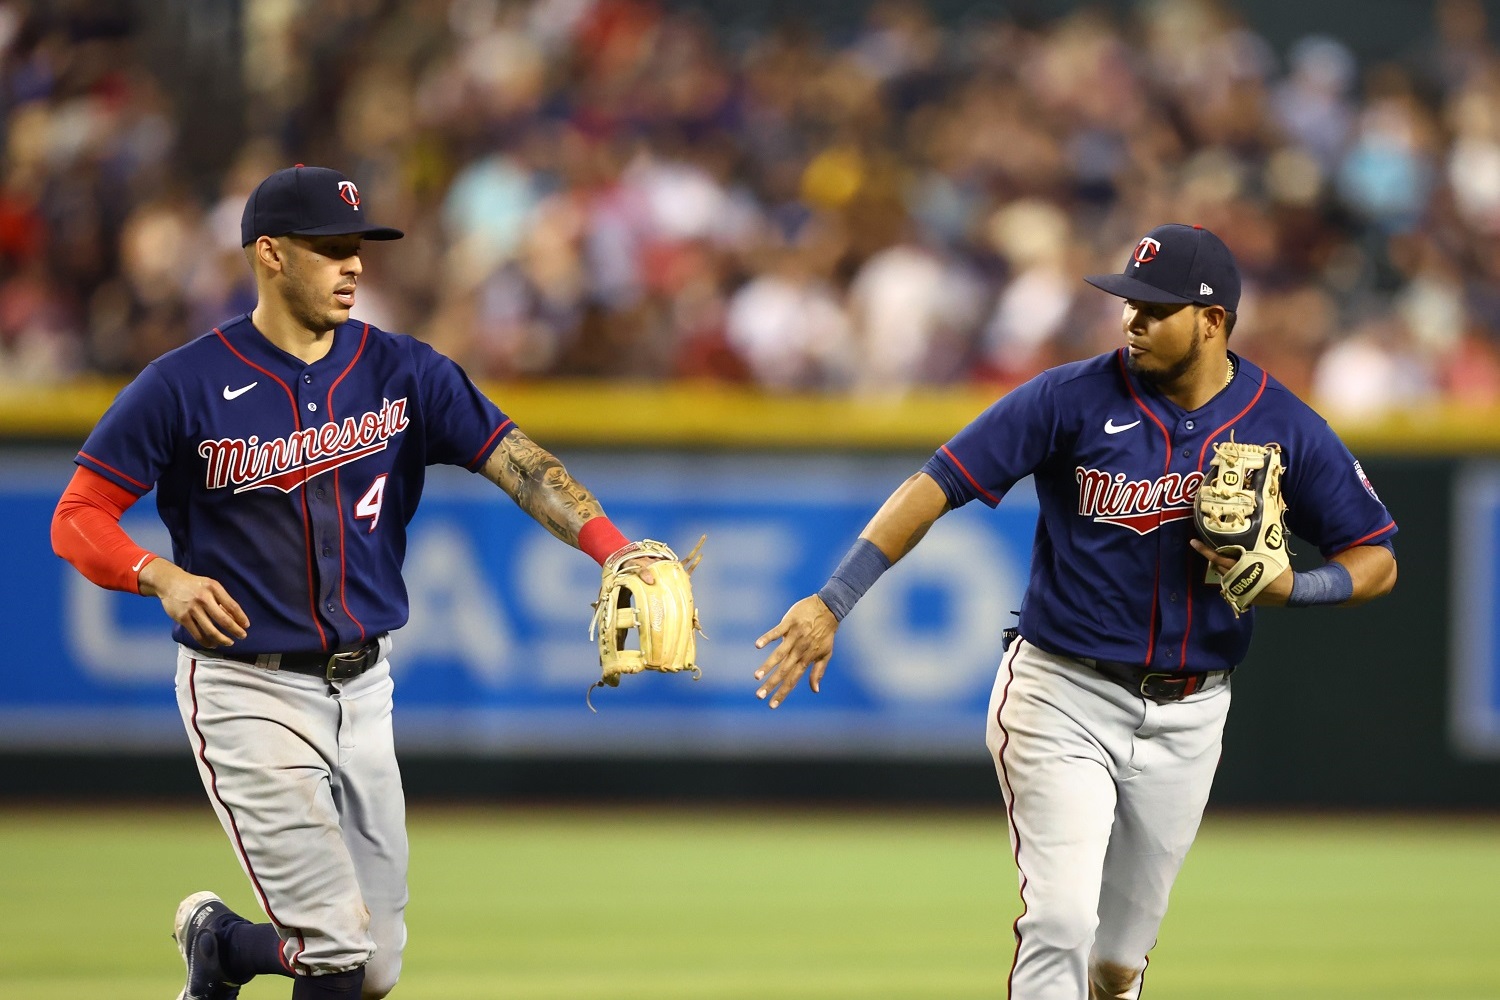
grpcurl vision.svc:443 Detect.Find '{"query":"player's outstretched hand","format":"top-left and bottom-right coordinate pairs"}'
top-left (754, 595), bottom-right (838, 709)
top-left (138, 560), bottom-right (250, 648)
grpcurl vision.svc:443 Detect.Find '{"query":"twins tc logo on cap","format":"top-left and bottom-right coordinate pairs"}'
top-left (1084, 223), bottom-right (1242, 311)
top-left (1132, 237), bottom-right (1161, 266)
top-left (240, 165), bottom-right (404, 245)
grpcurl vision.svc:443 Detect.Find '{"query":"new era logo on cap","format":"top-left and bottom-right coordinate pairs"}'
top-left (1084, 223), bottom-right (1241, 312)
top-left (241, 166), bottom-right (402, 246)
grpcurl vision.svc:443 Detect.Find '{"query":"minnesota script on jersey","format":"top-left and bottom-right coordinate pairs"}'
top-left (76, 315), bottom-right (515, 653)
top-left (921, 349), bottom-right (1397, 671)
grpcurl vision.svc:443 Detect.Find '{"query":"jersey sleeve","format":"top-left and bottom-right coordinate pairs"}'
top-left (415, 344), bottom-right (515, 470)
top-left (922, 372), bottom-right (1063, 509)
top-left (75, 363), bottom-right (181, 495)
top-left (1283, 424), bottom-right (1397, 557)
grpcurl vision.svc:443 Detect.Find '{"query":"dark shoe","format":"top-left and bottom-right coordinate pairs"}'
top-left (172, 891), bottom-right (244, 1000)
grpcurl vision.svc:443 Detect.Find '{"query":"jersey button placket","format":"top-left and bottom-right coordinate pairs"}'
top-left (300, 370), bottom-right (340, 633)
top-left (1158, 427), bottom-right (1195, 659)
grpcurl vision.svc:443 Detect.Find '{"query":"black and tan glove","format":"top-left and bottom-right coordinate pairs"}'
top-left (1193, 435), bottom-right (1290, 616)
top-left (587, 536), bottom-right (705, 710)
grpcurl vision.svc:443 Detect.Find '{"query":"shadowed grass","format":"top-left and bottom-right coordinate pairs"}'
top-left (1, 807), bottom-right (1497, 998)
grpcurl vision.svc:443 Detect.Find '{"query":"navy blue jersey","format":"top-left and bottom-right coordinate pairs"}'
top-left (77, 314), bottom-right (514, 653)
top-left (922, 349), bottom-right (1396, 671)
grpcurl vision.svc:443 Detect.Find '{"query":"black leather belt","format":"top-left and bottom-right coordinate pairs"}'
top-left (210, 636), bottom-right (384, 681)
top-left (1086, 658), bottom-right (1229, 704)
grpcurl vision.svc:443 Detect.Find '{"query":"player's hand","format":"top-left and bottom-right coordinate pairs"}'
top-left (754, 595), bottom-right (839, 708)
top-left (138, 560), bottom-right (250, 648)
top-left (1190, 539), bottom-right (1293, 605)
top-left (621, 554), bottom-right (658, 586)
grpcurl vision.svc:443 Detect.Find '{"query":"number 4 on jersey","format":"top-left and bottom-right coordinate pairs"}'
top-left (355, 474), bottom-right (388, 532)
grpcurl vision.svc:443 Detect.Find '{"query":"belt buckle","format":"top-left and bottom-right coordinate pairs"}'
top-left (325, 645), bottom-right (369, 682)
top-left (1138, 671), bottom-right (1181, 701)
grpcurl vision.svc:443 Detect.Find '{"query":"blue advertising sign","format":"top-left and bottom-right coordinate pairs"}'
top-left (1452, 464), bottom-right (1500, 760)
top-left (0, 450), bottom-right (1039, 758)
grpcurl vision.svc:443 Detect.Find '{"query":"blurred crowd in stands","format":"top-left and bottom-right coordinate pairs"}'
top-left (4, 0), bottom-right (1500, 416)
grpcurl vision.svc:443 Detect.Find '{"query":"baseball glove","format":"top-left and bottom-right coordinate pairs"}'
top-left (587, 536), bottom-right (705, 710)
top-left (1193, 434), bottom-right (1290, 616)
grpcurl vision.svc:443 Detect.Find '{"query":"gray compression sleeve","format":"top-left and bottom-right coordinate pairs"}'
top-left (1286, 561), bottom-right (1354, 607)
top-left (816, 538), bottom-right (893, 621)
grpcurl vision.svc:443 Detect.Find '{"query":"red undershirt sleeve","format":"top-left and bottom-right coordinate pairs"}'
top-left (577, 516), bottom-right (632, 565)
top-left (51, 466), bottom-right (158, 594)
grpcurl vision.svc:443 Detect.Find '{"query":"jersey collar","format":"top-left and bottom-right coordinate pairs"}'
top-left (224, 312), bottom-right (362, 375)
top-left (1120, 348), bottom-right (1254, 420)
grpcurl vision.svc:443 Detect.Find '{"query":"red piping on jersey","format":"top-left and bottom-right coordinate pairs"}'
top-left (214, 327), bottom-right (330, 651)
top-left (1116, 350), bottom-right (1173, 664)
top-left (189, 657), bottom-right (307, 970)
top-left (325, 325), bottom-right (370, 644)
top-left (1115, 351), bottom-right (1174, 475)
top-left (1195, 368), bottom-right (1269, 469)
top-left (1180, 547), bottom-right (1198, 670)
top-left (939, 445), bottom-right (1000, 505)
top-left (1333, 520), bottom-right (1396, 554)
top-left (468, 419), bottom-right (515, 470)
top-left (1181, 367), bottom-right (1270, 669)
top-left (76, 451), bottom-right (150, 493)
top-left (994, 638), bottom-right (1027, 1000)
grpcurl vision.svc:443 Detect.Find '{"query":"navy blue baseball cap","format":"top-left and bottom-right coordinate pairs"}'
top-left (1085, 223), bottom-right (1240, 312)
top-left (240, 165), bottom-right (404, 246)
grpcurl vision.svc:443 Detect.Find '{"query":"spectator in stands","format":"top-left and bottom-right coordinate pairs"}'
top-left (2, 0), bottom-right (1499, 419)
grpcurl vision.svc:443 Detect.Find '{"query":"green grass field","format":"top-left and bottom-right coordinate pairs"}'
top-left (2, 806), bottom-right (1498, 999)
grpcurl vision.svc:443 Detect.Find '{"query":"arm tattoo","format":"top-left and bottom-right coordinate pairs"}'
top-left (481, 430), bottom-right (606, 546)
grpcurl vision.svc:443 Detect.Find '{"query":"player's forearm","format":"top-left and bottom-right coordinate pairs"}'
top-left (1329, 544), bottom-right (1398, 606)
top-left (859, 472), bottom-right (951, 563)
top-left (137, 557), bottom-right (185, 598)
top-left (481, 430), bottom-right (607, 547)
top-left (51, 467), bottom-right (157, 593)
top-left (817, 472), bottom-right (951, 623)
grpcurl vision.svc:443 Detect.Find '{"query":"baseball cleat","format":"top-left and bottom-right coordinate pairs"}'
top-left (172, 890), bottom-right (243, 1000)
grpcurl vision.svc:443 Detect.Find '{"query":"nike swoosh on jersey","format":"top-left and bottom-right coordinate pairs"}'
top-left (223, 382), bottom-right (258, 400)
top-left (1104, 418), bottom-right (1141, 434)
top-left (131, 553), bottom-right (151, 572)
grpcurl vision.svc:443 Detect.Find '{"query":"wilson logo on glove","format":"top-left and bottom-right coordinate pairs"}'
top-left (1227, 563), bottom-right (1264, 596)
top-left (1193, 434), bottom-right (1290, 616)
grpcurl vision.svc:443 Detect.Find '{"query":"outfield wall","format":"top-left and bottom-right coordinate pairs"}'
top-left (2, 384), bottom-right (1498, 807)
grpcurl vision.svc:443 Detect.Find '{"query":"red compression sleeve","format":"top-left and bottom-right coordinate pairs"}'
top-left (51, 466), bottom-right (157, 594)
top-left (577, 516), bottom-right (632, 565)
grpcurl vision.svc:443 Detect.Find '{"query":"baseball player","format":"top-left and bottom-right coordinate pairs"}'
top-left (51, 166), bottom-right (661, 1000)
top-left (754, 224), bottom-right (1398, 998)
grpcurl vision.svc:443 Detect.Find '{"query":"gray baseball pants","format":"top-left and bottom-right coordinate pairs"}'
top-left (986, 639), bottom-right (1231, 999)
top-left (175, 638), bottom-right (408, 996)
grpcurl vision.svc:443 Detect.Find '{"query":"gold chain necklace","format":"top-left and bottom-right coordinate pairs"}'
top-left (1223, 357), bottom-right (1235, 388)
